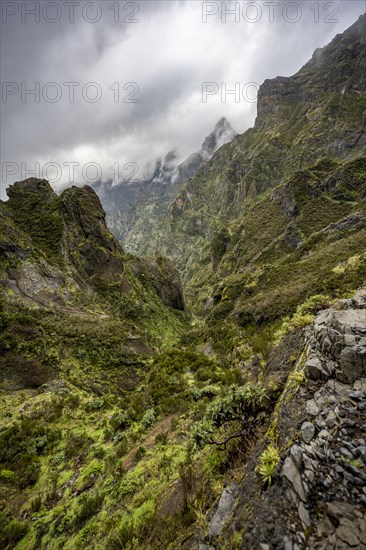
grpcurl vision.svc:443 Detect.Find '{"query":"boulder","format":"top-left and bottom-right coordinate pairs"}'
top-left (282, 457), bottom-right (307, 502)
top-left (208, 484), bottom-right (238, 539)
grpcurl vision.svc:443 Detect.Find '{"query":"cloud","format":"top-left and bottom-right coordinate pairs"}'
top-left (1, 0), bottom-right (364, 197)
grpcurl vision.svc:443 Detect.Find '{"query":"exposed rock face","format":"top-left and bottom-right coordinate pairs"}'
top-left (207, 483), bottom-right (238, 540)
top-left (129, 255), bottom-right (185, 311)
top-left (92, 117), bottom-right (236, 253)
top-left (129, 15), bottom-right (366, 316)
top-left (6, 177), bottom-right (54, 203)
top-left (61, 185), bottom-right (126, 283)
top-left (306, 305), bottom-right (366, 383)
top-left (0, 178), bottom-right (185, 312)
top-left (257, 14), bottom-right (366, 124)
top-left (196, 290), bottom-right (366, 549)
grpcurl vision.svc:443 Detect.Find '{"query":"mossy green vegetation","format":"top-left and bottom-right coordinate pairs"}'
top-left (2, 17), bottom-right (366, 548)
top-left (258, 445), bottom-right (280, 487)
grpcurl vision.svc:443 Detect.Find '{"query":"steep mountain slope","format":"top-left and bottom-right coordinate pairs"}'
top-left (1, 14), bottom-right (366, 550)
top-left (0, 179), bottom-right (193, 549)
top-left (93, 117), bottom-right (236, 253)
top-left (142, 14), bottom-right (366, 318)
top-left (0, 178), bottom-right (187, 389)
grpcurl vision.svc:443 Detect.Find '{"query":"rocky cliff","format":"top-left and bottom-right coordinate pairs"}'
top-left (189, 290), bottom-right (366, 550)
top-left (1, 178), bottom-right (184, 309)
top-left (0, 178), bottom-right (187, 390)
top-left (257, 13), bottom-right (366, 123)
top-left (137, 14), bottom-right (366, 319)
top-left (1, 14), bottom-right (366, 550)
top-left (93, 117), bottom-right (236, 254)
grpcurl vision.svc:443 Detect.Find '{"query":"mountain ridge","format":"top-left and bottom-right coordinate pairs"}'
top-left (136, 13), bottom-right (366, 316)
top-left (1, 13), bottom-right (366, 550)
top-left (93, 117), bottom-right (236, 252)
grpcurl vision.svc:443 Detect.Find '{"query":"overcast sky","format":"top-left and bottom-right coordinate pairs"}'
top-left (1, 0), bottom-right (365, 197)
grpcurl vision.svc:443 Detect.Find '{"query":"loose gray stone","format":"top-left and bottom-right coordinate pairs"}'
top-left (325, 379), bottom-right (349, 396)
top-left (306, 399), bottom-right (319, 416)
top-left (354, 378), bottom-right (366, 392)
top-left (318, 429), bottom-right (330, 440)
top-left (344, 334), bottom-right (358, 346)
top-left (303, 454), bottom-right (315, 471)
top-left (345, 463), bottom-right (366, 479)
top-left (340, 447), bottom-right (354, 460)
top-left (305, 470), bottom-right (315, 484)
top-left (298, 502), bottom-right (311, 528)
top-left (348, 390), bottom-right (364, 400)
top-left (301, 422), bottom-right (315, 444)
top-left (282, 457), bottom-right (307, 502)
top-left (352, 289), bottom-right (366, 309)
top-left (344, 418), bottom-right (356, 427)
top-left (355, 446), bottom-right (366, 461)
top-left (290, 445), bottom-right (303, 469)
top-left (339, 346), bottom-right (366, 383)
top-left (306, 356), bottom-right (328, 380)
top-left (325, 411), bottom-right (338, 429)
top-left (344, 472), bottom-right (355, 483)
top-left (336, 521), bottom-right (360, 547)
top-left (326, 501), bottom-right (355, 521)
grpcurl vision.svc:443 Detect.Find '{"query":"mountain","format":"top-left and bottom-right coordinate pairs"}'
top-left (93, 117), bottom-right (236, 253)
top-left (1, 14), bottom-right (366, 550)
top-left (0, 179), bottom-right (187, 387)
top-left (141, 13), bottom-right (366, 316)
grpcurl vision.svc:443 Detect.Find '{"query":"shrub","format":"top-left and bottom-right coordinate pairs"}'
top-left (204, 449), bottom-right (226, 478)
top-left (65, 432), bottom-right (89, 459)
top-left (0, 418), bottom-right (59, 488)
top-left (0, 469), bottom-right (15, 482)
top-left (296, 294), bottom-right (331, 316)
top-left (251, 329), bottom-right (274, 359)
top-left (66, 393), bottom-right (81, 409)
top-left (146, 350), bottom-right (219, 412)
top-left (207, 384), bottom-right (268, 428)
top-left (114, 438), bottom-right (129, 459)
top-left (135, 446), bottom-right (146, 461)
top-left (0, 515), bottom-right (28, 548)
top-left (110, 410), bottom-right (130, 432)
top-left (104, 501), bottom-right (155, 549)
top-left (155, 431), bottom-right (169, 446)
top-left (74, 491), bottom-right (104, 528)
top-left (191, 384), bottom-right (269, 449)
top-left (30, 494), bottom-right (42, 513)
top-left (190, 386), bottom-right (219, 402)
top-left (141, 408), bottom-right (155, 428)
top-left (86, 397), bottom-right (105, 411)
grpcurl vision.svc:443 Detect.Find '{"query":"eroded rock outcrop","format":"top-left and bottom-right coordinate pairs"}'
top-left (0, 178), bottom-right (185, 312)
top-left (306, 291), bottom-right (366, 383)
top-left (257, 14), bottom-right (366, 124)
top-left (196, 290), bottom-right (366, 549)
